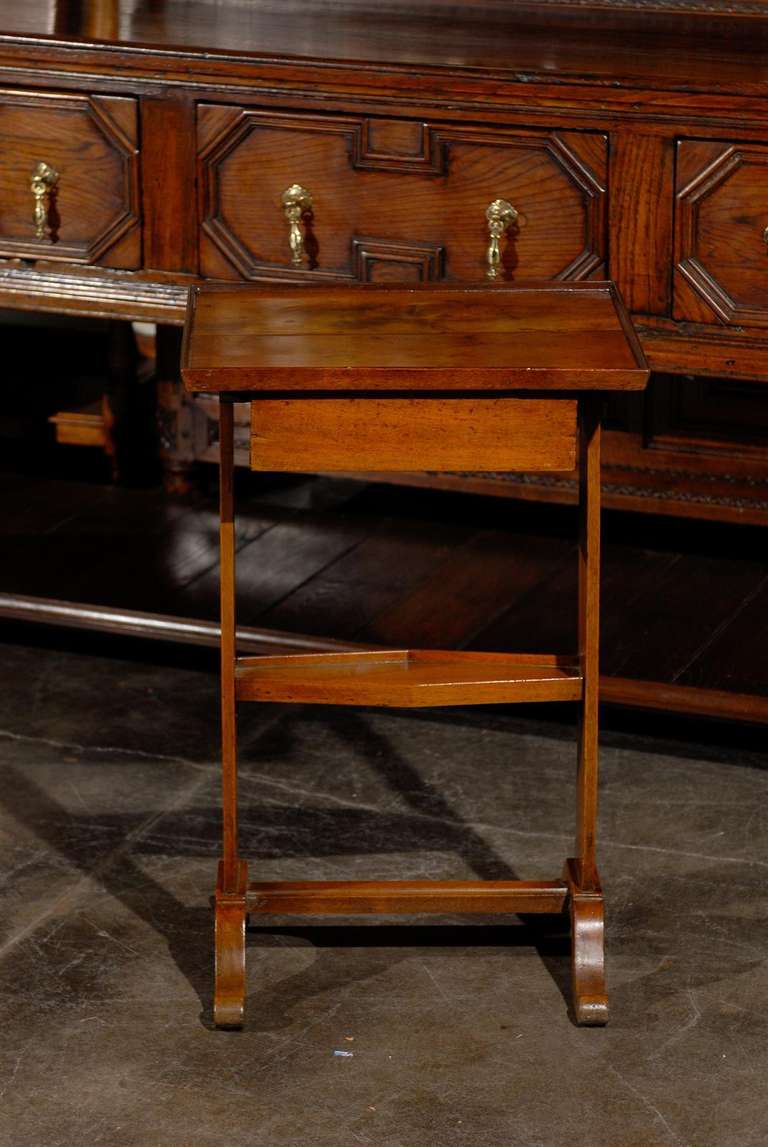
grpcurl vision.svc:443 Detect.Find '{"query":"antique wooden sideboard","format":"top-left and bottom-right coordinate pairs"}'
top-left (3, 1), bottom-right (768, 523)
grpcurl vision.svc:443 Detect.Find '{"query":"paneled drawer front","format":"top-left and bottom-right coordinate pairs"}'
top-left (0, 90), bottom-right (140, 267)
top-left (198, 108), bottom-right (606, 284)
top-left (250, 397), bottom-right (577, 473)
top-left (675, 139), bottom-right (768, 328)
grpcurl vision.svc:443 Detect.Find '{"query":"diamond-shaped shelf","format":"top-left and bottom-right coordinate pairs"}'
top-left (235, 649), bottom-right (582, 707)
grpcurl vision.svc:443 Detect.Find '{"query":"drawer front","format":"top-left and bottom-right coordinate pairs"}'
top-left (250, 397), bottom-right (577, 473)
top-left (675, 139), bottom-right (768, 328)
top-left (0, 90), bottom-right (140, 267)
top-left (198, 108), bottom-right (606, 284)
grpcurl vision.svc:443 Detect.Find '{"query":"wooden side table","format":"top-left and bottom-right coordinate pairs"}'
top-left (182, 281), bottom-right (649, 1029)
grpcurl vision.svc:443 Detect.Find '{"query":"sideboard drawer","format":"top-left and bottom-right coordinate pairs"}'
top-left (674, 139), bottom-right (768, 328)
top-left (198, 108), bottom-right (606, 284)
top-left (0, 90), bottom-right (140, 268)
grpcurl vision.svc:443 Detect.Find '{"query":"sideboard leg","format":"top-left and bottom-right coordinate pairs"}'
top-left (156, 324), bottom-right (196, 494)
top-left (103, 320), bottom-right (159, 485)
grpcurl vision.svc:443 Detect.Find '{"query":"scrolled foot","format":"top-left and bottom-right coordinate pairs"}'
top-left (573, 992), bottom-right (609, 1027)
top-left (564, 858), bottom-right (608, 1027)
top-left (214, 860), bottom-right (248, 1029)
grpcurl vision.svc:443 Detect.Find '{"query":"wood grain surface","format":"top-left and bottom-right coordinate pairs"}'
top-left (182, 282), bottom-right (648, 393)
top-left (4, 1), bottom-right (768, 94)
top-left (198, 111), bottom-right (605, 284)
top-left (0, 90), bottom-right (140, 267)
top-left (250, 397), bottom-right (577, 473)
top-left (235, 648), bottom-right (583, 706)
top-left (247, 878), bottom-right (569, 915)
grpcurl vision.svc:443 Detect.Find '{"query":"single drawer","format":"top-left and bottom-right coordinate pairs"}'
top-left (250, 396), bottom-right (577, 473)
top-left (0, 90), bottom-right (140, 267)
top-left (674, 138), bottom-right (768, 328)
top-left (198, 108), bottom-right (606, 284)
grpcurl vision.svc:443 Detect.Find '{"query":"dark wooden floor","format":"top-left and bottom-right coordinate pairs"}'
top-left (4, 461), bottom-right (768, 722)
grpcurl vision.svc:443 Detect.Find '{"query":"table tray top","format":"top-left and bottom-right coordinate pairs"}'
top-left (181, 281), bottom-right (649, 394)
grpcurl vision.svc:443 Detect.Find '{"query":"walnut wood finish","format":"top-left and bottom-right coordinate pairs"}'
top-left (249, 398), bottom-right (577, 473)
top-left (564, 858), bottom-right (608, 1026)
top-left (214, 858), bottom-right (248, 1029)
top-left (3, 1), bottom-right (768, 90)
top-left (674, 139), bottom-right (768, 328)
top-left (198, 111), bottom-right (606, 284)
top-left (182, 282), bottom-right (647, 393)
top-left (576, 397), bottom-right (601, 891)
top-left (247, 879), bottom-right (569, 915)
top-left (214, 401), bottom-right (246, 1028)
top-left (0, 89), bottom-right (140, 266)
top-left (235, 649), bottom-right (583, 706)
top-left (609, 132), bottom-right (675, 316)
top-left (182, 282), bottom-right (643, 1029)
top-left (218, 398), bottom-right (238, 884)
top-left (140, 96), bottom-right (197, 275)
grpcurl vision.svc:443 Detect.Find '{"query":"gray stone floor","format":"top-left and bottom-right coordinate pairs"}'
top-left (1, 636), bottom-right (767, 1146)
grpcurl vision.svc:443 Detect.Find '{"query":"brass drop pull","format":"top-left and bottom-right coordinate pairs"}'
top-left (282, 184), bottom-right (313, 266)
top-left (485, 198), bottom-right (518, 279)
top-left (763, 224), bottom-right (768, 247)
top-left (30, 162), bottom-right (59, 241)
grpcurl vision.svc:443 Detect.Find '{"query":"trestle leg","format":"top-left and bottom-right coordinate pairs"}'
top-left (214, 859), bottom-right (248, 1028)
top-left (565, 858), bottom-right (608, 1026)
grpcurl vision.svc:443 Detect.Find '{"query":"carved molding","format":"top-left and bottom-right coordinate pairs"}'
top-left (548, 132), bottom-right (606, 280)
top-left (0, 91), bottom-right (139, 265)
top-left (351, 237), bottom-right (445, 281)
top-left (198, 110), bottom-right (606, 283)
top-left (0, 264), bottom-right (188, 322)
top-left (357, 121), bottom-right (444, 174)
top-left (676, 143), bottom-right (768, 326)
top-left (199, 110), bottom-right (363, 282)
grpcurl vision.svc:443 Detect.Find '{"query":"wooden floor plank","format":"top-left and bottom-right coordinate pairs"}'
top-left (598, 545), bottom-right (682, 676)
top-left (9, 510), bottom-right (283, 614)
top-left (370, 529), bottom-right (574, 651)
top-left (467, 551), bottom-right (576, 656)
top-left (181, 509), bottom-right (373, 624)
top-left (260, 515), bottom-right (471, 638)
top-left (675, 577), bottom-right (768, 696)
top-left (1, 475), bottom-right (285, 612)
top-left (603, 552), bottom-right (768, 683)
top-left (0, 471), bottom-right (113, 534)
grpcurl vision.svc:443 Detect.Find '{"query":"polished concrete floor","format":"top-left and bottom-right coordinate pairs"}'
top-left (1, 633), bottom-right (767, 1146)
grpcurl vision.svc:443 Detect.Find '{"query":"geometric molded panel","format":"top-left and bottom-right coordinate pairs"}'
top-left (0, 89), bottom-right (140, 267)
top-left (675, 139), bottom-right (768, 328)
top-left (197, 106), bottom-right (606, 285)
top-left (351, 237), bottom-right (445, 281)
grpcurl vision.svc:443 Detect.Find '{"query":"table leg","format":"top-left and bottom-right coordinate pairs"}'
top-left (215, 859), bottom-right (248, 1028)
top-left (570, 396), bottom-right (608, 1024)
top-left (214, 397), bottom-right (246, 1028)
